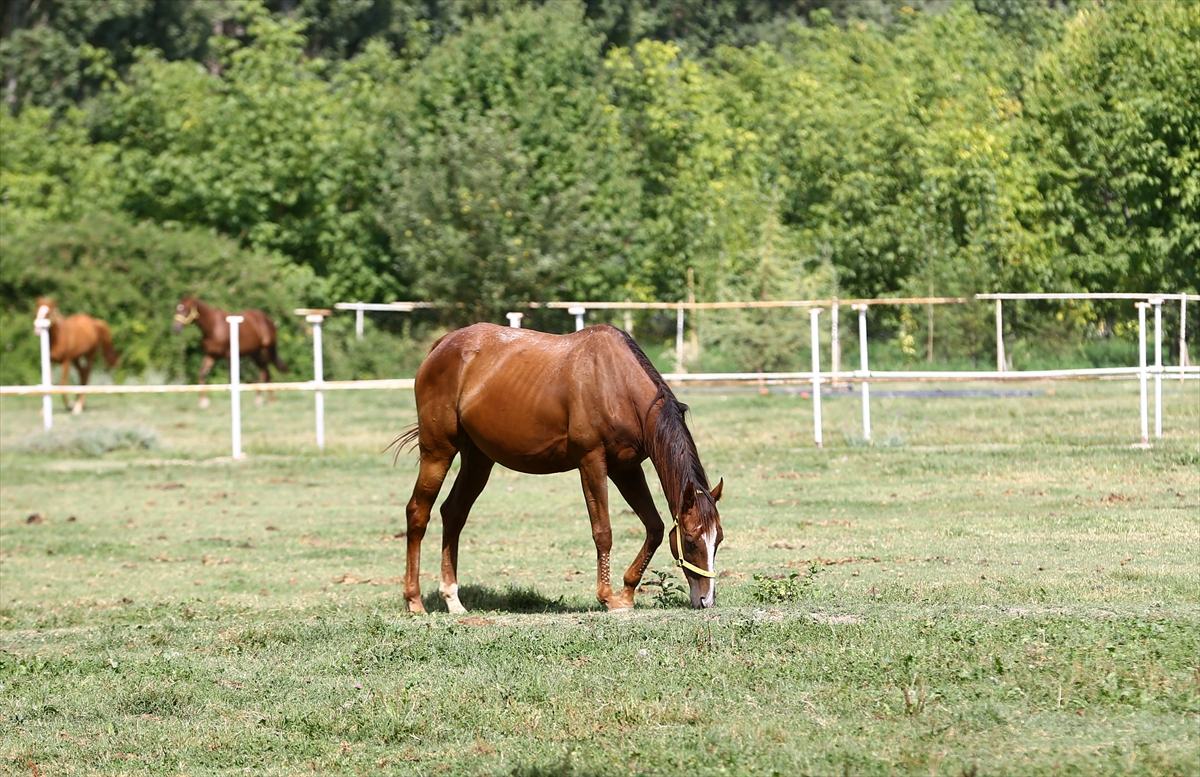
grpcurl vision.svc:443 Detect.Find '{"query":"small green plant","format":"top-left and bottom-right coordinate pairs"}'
top-left (751, 561), bottom-right (822, 604)
top-left (642, 569), bottom-right (688, 608)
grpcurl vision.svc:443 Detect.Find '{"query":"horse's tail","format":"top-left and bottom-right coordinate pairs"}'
top-left (97, 321), bottom-right (119, 368)
top-left (270, 340), bottom-right (289, 373)
top-left (386, 424), bottom-right (421, 465)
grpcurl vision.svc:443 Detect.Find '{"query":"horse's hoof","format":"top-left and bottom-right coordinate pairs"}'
top-left (199, 397), bottom-right (210, 410)
top-left (606, 599), bottom-right (635, 612)
top-left (71, 403), bottom-right (83, 415)
top-left (407, 600), bottom-right (427, 615)
top-left (255, 395), bottom-right (265, 407)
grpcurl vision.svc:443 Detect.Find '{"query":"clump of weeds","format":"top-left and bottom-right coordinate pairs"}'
top-left (751, 561), bottom-right (822, 604)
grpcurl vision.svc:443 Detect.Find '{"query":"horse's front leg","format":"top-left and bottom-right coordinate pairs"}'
top-left (59, 360), bottom-right (74, 411)
top-left (610, 467), bottom-right (665, 608)
top-left (405, 448), bottom-right (454, 614)
top-left (579, 453), bottom-right (625, 611)
top-left (73, 355), bottom-right (93, 414)
top-left (197, 355), bottom-right (216, 409)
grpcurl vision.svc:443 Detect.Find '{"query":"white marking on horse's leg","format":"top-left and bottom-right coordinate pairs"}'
top-left (439, 581), bottom-right (466, 614)
top-left (72, 400), bottom-right (83, 415)
top-left (255, 393), bottom-right (265, 407)
top-left (199, 396), bottom-right (210, 409)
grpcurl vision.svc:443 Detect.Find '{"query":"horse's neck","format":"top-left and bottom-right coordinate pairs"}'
top-left (643, 400), bottom-right (699, 519)
top-left (197, 300), bottom-right (223, 329)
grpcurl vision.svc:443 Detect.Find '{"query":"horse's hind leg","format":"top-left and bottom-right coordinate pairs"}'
top-left (197, 355), bottom-right (216, 409)
top-left (256, 359), bottom-right (270, 406)
top-left (438, 438), bottom-right (495, 613)
top-left (610, 466), bottom-right (665, 608)
top-left (405, 445), bottom-right (455, 614)
top-left (73, 354), bottom-right (93, 414)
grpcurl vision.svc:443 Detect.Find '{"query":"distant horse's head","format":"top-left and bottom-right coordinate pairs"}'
top-left (173, 296), bottom-right (200, 333)
top-left (670, 478), bottom-right (724, 608)
top-left (34, 296), bottom-right (60, 330)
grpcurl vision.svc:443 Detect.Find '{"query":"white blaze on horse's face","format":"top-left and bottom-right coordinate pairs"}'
top-left (687, 526), bottom-right (719, 608)
top-left (676, 478), bottom-right (724, 609)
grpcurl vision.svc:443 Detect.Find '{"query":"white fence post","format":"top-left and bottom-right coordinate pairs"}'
top-left (227, 315), bottom-right (245, 460)
top-left (675, 306), bottom-right (685, 374)
top-left (1152, 299), bottom-right (1162, 439)
top-left (309, 314), bottom-right (326, 451)
top-left (1136, 303), bottom-right (1148, 446)
top-left (854, 303), bottom-right (871, 442)
top-left (34, 308), bottom-right (52, 432)
top-left (831, 298), bottom-right (840, 385)
top-left (506, 312), bottom-right (523, 329)
top-left (569, 306), bottom-right (586, 332)
top-left (1181, 296), bottom-right (1189, 384)
top-left (810, 307), bottom-right (823, 448)
top-left (995, 299), bottom-right (1006, 372)
top-left (355, 304), bottom-right (364, 341)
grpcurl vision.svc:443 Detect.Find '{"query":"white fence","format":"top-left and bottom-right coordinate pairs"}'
top-left (5, 295), bottom-right (1196, 457)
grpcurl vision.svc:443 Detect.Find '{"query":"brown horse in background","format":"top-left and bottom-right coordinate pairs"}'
top-left (393, 323), bottom-right (724, 614)
top-left (172, 296), bottom-right (287, 408)
top-left (34, 297), bottom-right (119, 414)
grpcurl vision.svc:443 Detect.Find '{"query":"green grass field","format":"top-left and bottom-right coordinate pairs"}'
top-left (1, 380), bottom-right (1198, 776)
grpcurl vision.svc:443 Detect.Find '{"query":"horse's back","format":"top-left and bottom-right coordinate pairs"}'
top-left (54, 314), bottom-right (108, 357)
top-left (415, 324), bottom-right (652, 472)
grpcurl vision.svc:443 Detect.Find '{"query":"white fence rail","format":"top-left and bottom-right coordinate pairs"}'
top-left (6, 295), bottom-right (1196, 457)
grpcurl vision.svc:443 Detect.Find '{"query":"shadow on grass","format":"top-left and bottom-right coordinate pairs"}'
top-left (421, 583), bottom-right (595, 614)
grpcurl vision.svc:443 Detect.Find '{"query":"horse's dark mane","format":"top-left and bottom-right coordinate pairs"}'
top-left (613, 327), bottom-right (714, 524)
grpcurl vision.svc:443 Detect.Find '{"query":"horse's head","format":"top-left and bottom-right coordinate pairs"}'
top-left (34, 297), bottom-right (59, 330)
top-left (670, 478), bottom-right (724, 608)
top-left (173, 296), bottom-right (199, 333)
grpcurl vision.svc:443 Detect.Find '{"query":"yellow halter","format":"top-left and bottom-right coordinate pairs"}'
top-left (668, 519), bottom-right (717, 579)
top-left (173, 308), bottom-right (198, 326)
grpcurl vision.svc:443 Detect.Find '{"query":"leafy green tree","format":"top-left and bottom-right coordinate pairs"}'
top-left (90, 6), bottom-right (400, 300)
top-left (1026, 0), bottom-right (1200, 294)
top-left (0, 104), bottom-right (120, 224)
top-left (380, 3), bottom-right (643, 323)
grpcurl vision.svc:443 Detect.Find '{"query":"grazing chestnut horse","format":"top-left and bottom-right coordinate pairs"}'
top-left (394, 323), bottom-right (724, 613)
top-left (172, 296), bottom-right (287, 408)
top-left (34, 297), bottom-right (118, 414)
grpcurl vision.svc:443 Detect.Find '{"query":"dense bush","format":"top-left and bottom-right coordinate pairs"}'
top-left (0, 213), bottom-right (318, 384)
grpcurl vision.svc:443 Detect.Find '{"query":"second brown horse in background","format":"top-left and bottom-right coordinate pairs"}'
top-left (172, 296), bottom-right (287, 408)
top-left (34, 297), bottom-right (119, 414)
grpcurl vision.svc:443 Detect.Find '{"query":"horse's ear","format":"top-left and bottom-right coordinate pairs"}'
top-left (711, 478), bottom-right (723, 503)
top-left (680, 482), bottom-right (697, 515)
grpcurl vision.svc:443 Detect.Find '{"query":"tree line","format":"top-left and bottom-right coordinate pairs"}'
top-left (1, 0), bottom-right (1196, 381)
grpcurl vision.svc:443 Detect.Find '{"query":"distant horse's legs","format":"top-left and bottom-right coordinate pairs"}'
top-left (437, 438), bottom-right (495, 613)
top-left (59, 360), bottom-right (74, 411)
top-left (197, 355), bottom-right (216, 409)
top-left (610, 466), bottom-right (666, 608)
top-left (579, 452), bottom-right (624, 610)
top-left (73, 353), bottom-right (94, 414)
top-left (405, 445), bottom-right (455, 614)
top-left (255, 355), bottom-right (270, 406)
